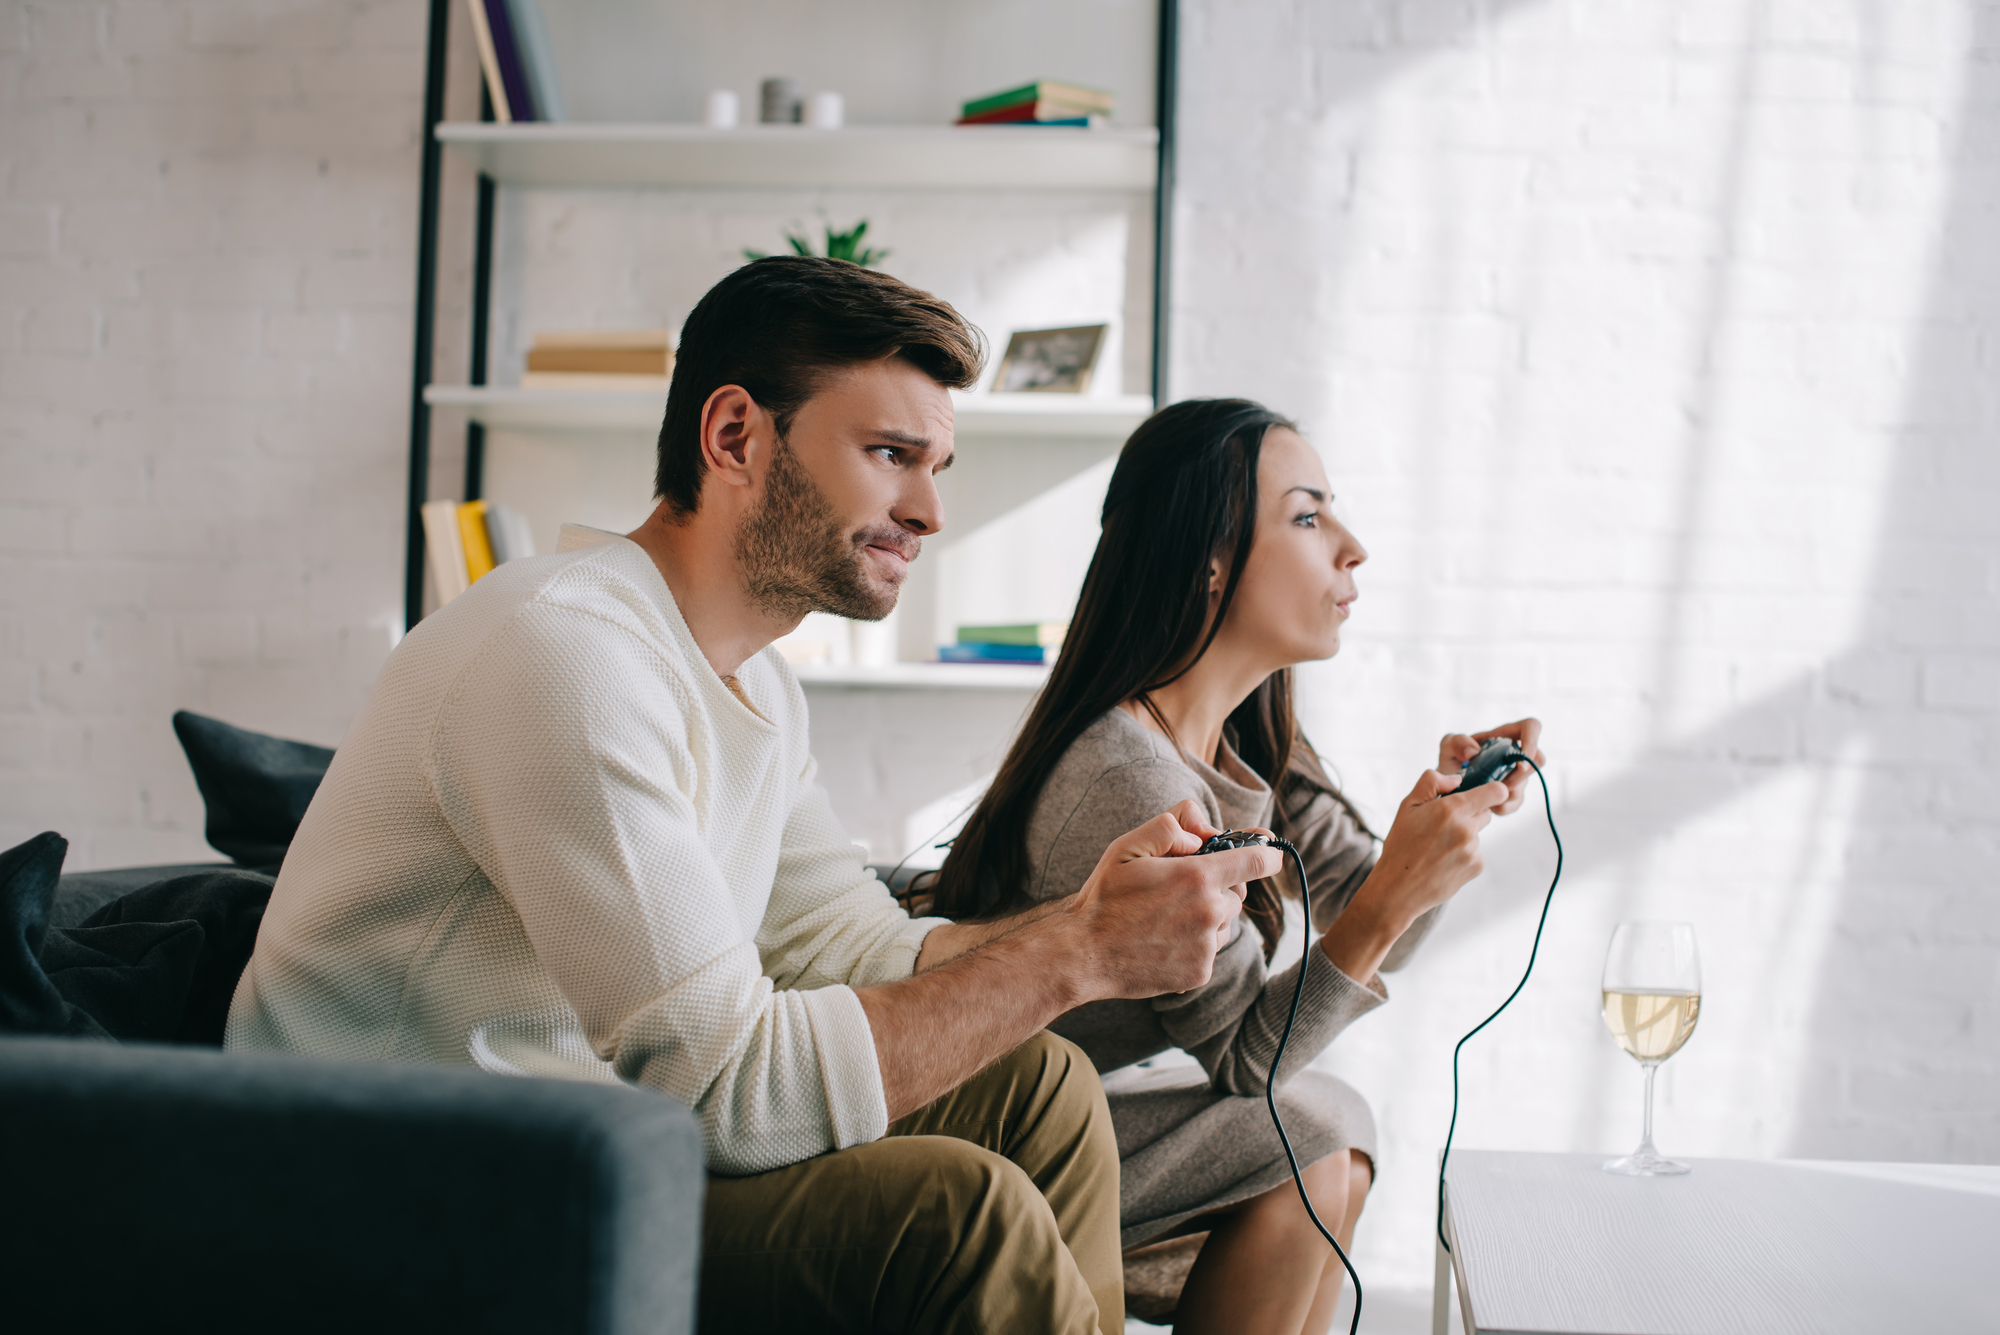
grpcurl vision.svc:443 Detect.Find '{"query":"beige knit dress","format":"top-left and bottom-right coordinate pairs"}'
top-left (1018, 708), bottom-right (1437, 1315)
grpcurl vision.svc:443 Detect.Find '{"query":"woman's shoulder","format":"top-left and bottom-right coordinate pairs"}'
top-left (1045, 708), bottom-right (1211, 812)
top-left (1024, 709), bottom-right (1217, 901)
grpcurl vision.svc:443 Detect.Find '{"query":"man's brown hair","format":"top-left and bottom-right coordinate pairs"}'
top-left (655, 256), bottom-right (986, 516)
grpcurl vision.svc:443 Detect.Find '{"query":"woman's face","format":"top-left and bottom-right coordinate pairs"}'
top-left (1214, 426), bottom-right (1367, 670)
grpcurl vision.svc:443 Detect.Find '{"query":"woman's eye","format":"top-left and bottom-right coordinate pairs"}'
top-left (1294, 511), bottom-right (1319, 528)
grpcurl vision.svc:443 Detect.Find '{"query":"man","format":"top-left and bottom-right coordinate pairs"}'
top-left (228, 256), bottom-right (1279, 1333)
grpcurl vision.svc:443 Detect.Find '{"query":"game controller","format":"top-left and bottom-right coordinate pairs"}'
top-left (1197, 829), bottom-right (1277, 855)
top-left (1456, 736), bottom-right (1524, 792)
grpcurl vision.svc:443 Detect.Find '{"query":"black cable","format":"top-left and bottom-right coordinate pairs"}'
top-left (881, 794), bottom-right (983, 899)
top-left (1265, 837), bottom-right (1364, 1335)
top-left (1436, 756), bottom-right (1562, 1253)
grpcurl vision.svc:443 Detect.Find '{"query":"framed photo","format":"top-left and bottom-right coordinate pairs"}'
top-left (991, 324), bottom-right (1109, 394)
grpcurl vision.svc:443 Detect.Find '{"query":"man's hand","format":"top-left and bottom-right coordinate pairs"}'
top-left (1438, 716), bottom-right (1545, 815)
top-left (1062, 800), bottom-right (1276, 1001)
top-left (858, 801), bottom-right (1277, 1121)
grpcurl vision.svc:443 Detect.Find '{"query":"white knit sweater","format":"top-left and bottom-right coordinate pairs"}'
top-left (226, 530), bottom-right (940, 1175)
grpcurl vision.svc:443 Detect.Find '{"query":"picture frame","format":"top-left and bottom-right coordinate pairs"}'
top-left (991, 324), bottom-right (1109, 394)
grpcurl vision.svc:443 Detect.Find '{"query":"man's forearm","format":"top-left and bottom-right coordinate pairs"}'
top-left (858, 909), bottom-right (1092, 1122)
top-left (911, 897), bottom-right (1067, 972)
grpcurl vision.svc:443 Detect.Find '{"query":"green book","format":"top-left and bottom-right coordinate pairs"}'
top-left (957, 621), bottom-right (1068, 648)
top-left (960, 81), bottom-right (1114, 119)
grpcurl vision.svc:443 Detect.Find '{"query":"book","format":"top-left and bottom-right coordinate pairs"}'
top-left (525, 345), bottom-right (672, 376)
top-left (522, 328), bottom-right (675, 388)
top-left (957, 621), bottom-right (1068, 649)
top-left (939, 642), bottom-right (1046, 664)
top-left (957, 101), bottom-right (1104, 126)
top-left (483, 502), bottom-right (536, 565)
top-left (421, 498), bottom-right (471, 605)
top-left (482, 0), bottom-right (537, 121)
top-left (532, 327), bottom-right (677, 350)
top-left (457, 500), bottom-right (495, 582)
top-left (961, 81), bottom-right (1114, 119)
top-left (464, 0), bottom-right (511, 123)
top-left (519, 372), bottom-right (672, 392)
top-left (504, 0), bottom-right (566, 122)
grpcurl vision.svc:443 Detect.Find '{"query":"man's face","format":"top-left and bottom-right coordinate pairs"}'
top-left (734, 357), bottom-right (955, 623)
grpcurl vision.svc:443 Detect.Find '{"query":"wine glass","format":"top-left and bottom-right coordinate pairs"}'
top-left (1600, 920), bottom-right (1701, 1176)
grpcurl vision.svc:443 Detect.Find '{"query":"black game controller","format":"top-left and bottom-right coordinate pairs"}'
top-left (1456, 736), bottom-right (1524, 792)
top-left (1198, 830), bottom-right (1277, 855)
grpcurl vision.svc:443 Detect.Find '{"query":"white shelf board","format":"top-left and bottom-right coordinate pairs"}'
top-left (425, 385), bottom-right (1152, 441)
top-left (793, 662), bottom-right (1049, 690)
top-left (436, 122), bottom-right (1160, 191)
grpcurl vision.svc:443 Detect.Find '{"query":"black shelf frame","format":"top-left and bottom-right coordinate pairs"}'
top-left (402, 0), bottom-right (1180, 632)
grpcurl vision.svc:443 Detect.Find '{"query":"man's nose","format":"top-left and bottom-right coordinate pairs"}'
top-left (896, 473), bottom-right (946, 536)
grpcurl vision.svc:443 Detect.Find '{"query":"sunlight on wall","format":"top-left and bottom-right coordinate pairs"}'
top-left (1175, 0), bottom-right (1984, 1291)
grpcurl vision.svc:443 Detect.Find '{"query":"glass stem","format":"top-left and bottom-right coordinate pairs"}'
top-left (1639, 1061), bottom-right (1659, 1154)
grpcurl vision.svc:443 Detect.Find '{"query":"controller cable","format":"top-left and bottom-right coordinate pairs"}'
top-left (1437, 755), bottom-right (1562, 1254)
top-left (1261, 834), bottom-right (1366, 1335)
top-left (1254, 752), bottom-right (1562, 1335)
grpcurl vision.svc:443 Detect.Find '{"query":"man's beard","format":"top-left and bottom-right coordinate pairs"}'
top-left (735, 435), bottom-right (913, 623)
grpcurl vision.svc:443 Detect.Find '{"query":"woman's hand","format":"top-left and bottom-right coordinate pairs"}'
top-left (1319, 769), bottom-right (1508, 982)
top-left (1438, 717), bottom-right (1545, 815)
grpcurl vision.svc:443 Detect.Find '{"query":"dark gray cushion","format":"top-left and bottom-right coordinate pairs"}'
top-left (51, 861), bottom-right (231, 928)
top-left (172, 709), bottom-right (334, 867)
top-left (0, 832), bottom-right (102, 1038)
top-left (3, 833), bottom-right (275, 1045)
top-left (0, 1036), bottom-right (703, 1334)
top-left (43, 864), bottom-right (276, 1044)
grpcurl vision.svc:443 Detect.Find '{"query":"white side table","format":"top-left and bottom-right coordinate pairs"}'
top-left (1434, 1149), bottom-right (2000, 1335)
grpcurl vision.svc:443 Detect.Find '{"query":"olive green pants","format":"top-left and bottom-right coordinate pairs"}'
top-left (698, 1031), bottom-right (1123, 1335)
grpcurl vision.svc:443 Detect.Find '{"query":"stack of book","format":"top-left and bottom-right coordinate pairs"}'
top-left (939, 621), bottom-right (1068, 665)
top-left (520, 329), bottom-right (675, 392)
top-left (421, 499), bottom-right (537, 607)
top-left (956, 81), bottom-right (1114, 127)
top-left (466, 0), bottom-right (566, 123)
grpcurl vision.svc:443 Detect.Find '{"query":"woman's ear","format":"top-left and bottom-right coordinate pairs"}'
top-left (1207, 557), bottom-right (1224, 594)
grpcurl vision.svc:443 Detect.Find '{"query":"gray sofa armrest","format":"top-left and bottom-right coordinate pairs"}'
top-left (0, 1036), bottom-right (703, 1334)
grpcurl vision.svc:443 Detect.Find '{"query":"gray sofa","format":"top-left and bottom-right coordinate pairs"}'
top-left (0, 865), bottom-right (706, 1335)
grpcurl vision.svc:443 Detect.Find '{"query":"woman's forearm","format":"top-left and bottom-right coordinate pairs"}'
top-left (1316, 891), bottom-right (1413, 986)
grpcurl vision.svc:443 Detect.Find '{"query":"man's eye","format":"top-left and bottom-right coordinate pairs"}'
top-left (870, 445), bottom-right (900, 463)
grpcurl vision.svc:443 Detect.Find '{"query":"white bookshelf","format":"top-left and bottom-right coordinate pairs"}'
top-left (792, 661), bottom-right (1049, 690)
top-left (436, 122), bottom-right (1159, 192)
top-left (425, 385), bottom-right (1153, 441)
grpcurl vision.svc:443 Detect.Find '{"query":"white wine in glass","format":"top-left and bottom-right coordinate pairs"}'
top-left (1601, 921), bottom-right (1701, 1176)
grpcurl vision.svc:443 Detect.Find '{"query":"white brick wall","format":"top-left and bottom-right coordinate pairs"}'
top-left (1175, 0), bottom-right (2000, 1289)
top-left (0, 0), bottom-right (458, 867)
top-left (5, 0), bottom-right (1998, 1303)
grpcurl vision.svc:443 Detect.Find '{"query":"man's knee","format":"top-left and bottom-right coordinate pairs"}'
top-left (700, 1137), bottom-right (1076, 1333)
top-left (910, 1136), bottom-right (1054, 1235)
top-left (997, 1030), bottom-right (1112, 1132)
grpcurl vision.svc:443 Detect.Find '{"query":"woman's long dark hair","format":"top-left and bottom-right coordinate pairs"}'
top-left (927, 398), bottom-right (1358, 959)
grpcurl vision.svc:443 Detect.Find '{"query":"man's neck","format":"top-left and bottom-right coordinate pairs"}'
top-left (626, 501), bottom-right (797, 678)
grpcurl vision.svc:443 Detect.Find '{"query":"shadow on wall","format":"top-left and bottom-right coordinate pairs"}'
top-left (1790, 0), bottom-right (2000, 1160)
top-left (1400, 0), bottom-right (2000, 1161)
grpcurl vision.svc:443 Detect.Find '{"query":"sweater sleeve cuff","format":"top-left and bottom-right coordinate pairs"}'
top-left (1303, 950), bottom-right (1390, 1028)
top-left (842, 914), bottom-right (950, 989)
top-left (805, 984), bottom-right (891, 1149)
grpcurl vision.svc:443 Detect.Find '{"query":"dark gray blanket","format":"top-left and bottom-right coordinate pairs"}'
top-left (1, 831), bottom-right (273, 1045)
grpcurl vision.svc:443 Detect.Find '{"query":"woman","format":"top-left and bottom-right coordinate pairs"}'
top-left (926, 399), bottom-right (1543, 1334)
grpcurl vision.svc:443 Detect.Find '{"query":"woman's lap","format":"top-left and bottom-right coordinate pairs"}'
top-left (1103, 1062), bottom-right (1377, 1250)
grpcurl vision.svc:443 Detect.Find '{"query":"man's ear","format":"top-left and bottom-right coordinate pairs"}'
top-left (699, 385), bottom-right (770, 492)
